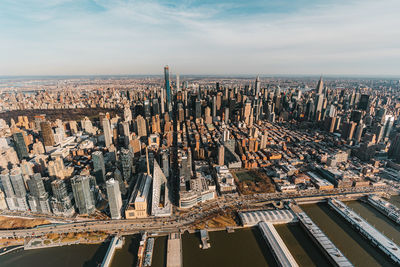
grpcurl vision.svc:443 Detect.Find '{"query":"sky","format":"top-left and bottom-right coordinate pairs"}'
top-left (0, 0), bottom-right (399, 76)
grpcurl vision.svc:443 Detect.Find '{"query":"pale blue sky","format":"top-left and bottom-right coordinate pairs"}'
top-left (0, 0), bottom-right (399, 76)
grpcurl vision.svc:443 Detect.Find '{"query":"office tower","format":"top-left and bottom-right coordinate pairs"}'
top-left (160, 87), bottom-right (165, 114)
top-left (71, 175), bottom-right (95, 215)
top-left (178, 103), bottom-right (184, 122)
top-left (144, 100), bottom-right (151, 119)
top-left (151, 159), bottom-right (172, 216)
top-left (120, 148), bottom-right (132, 183)
top-left (151, 115), bottom-right (161, 134)
top-left (195, 99), bottom-right (202, 119)
top-left (350, 110), bottom-right (363, 123)
top-left (10, 168), bottom-right (27, 198)
top-left (314, 94), bottom-right (324, 120)
top-left (354, 123), bottom-right (365, 143)
top-left (152, 98), bottom-right (160, 115)
top-left (212, 96), bottom-right (217, 120)
top-left (106, 178), bottom-right (122, 219)
top-left (260, 132), bottom-right (268, 149)
top-left (255, 76), bottom-right (261, 97)
top-left (358, 94), bottom-right (370, 111)
top-left (51, 179), bottom-right (74, 216)
top-left (102, 118), bottom-right (113, 148)
top-left (164, 66), bottom-right (171, 113)
top-left (389, 133), bottom-right (400, 162)
top-left (205, 106), bottom-right (212, 124)
top-left (1, 170), bottom-right (16, 206)
top-left (40, 121), bottom-right (55, 146)
top-left (136, 115), bottom-right (147, 137)
top-left (9, 168), bottom-right (29, 211)
top-left (341, 122), bottom-right (357, 141)
top-left (383, 115), bottom-right (394, 138)
top-left (92, 151), bottom-right (106, 183)
top-left (12, 132), bottom-right (28, 160)
top-left (224, 107), bottom-right (229, 124)
top-left (176, 74), bottom-right (180, 91)
top-left (27, 173), bottom-right (51, 214)
top-left (242, 101), bottom-right (252, 125)
top-left (218, 145), bottom-right (225, 166)
top-left (27, 173), bottom-right (46, 198)
top-left (316, 76), bottom-right (324, 94)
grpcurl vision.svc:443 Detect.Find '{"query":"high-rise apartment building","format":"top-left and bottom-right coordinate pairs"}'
top-left (71, 175), bottom-right (95, 215)
top-left (12, 132), bottom-right (28, 160)
top-left (106, 178), bottom-right (122, 219)
top-left (92, 151), bottom-right (106, 183)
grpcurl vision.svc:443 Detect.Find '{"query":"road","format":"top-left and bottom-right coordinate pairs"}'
top-left (0, 186), bottom-right (388, 239)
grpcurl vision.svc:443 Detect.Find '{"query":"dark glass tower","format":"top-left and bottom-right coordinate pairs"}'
top-left (164, 65), bottom-right (171, 113)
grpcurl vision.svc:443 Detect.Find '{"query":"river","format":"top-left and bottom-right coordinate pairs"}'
top-left (2, 196), bottom-right (400, 267)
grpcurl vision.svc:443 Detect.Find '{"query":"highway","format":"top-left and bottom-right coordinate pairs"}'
top-left (0, 186), bottom-right (388, 239)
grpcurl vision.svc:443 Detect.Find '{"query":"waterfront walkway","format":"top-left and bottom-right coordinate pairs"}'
top-left (100, 236), bottom-right (123, 267)
top-left (258, 221), bottom-right (299, 267)
top-left (166, 233), bottom-right (182, 267)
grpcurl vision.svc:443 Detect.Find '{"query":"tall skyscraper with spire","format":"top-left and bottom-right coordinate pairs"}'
top-left (164, 65), bottom-right (171, 114)
top-left (255, 75), bottom-right (261, 97)
top-left (316, 76), bottom-right (324, 95)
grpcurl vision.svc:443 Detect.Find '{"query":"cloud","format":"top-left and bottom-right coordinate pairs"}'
top-left (0, 0), bottom-right (399, 76)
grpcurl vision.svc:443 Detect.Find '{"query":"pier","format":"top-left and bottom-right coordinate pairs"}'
top-left (143, 237), bottom-right (154, 266)
top-left (100, 236), bottom-right (124, 267)
top-left (166, 233), bottom-right (182, 267)
top-left (296, 212), bottom-right (353, 267)
top-left (258, 221), bottom-right (299, 267)
top-left (329, 198), bottom-right (400, 264)
top-left (366, 195), bottom-right (400, 224)
top-left (239, 209), bottom-right (297, 226)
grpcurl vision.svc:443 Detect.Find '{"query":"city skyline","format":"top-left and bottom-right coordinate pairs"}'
top-left (1, 0), bottom-right (400, 76)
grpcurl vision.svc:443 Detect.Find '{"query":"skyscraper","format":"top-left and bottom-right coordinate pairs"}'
top-left (120, 148), bottom-right (132, 183)
top-left (92, 151), bottom-right (106, 183)
top-left (9, 167), bottom-right (29, 211)
top-left (27, 173), bottom-right (51, 214)
top-left (164, 65), bottom-right (171, 114)
top-left (218, 145), bottom-right (225, 166)
top-left (255, 76), bottom-right (261, 97)
top-left (316, 76), bottom-right (324, 95)
top-left (136, 115), bottom-right (147, 137)
top-left (106, 178), bottom-right (122, 219)
top-left (176, 73), bottom-right (180, 91)
top-left (71, 175), bottom-right (95, 215)
top-left (12, 132), bottom-right (28, 160)
top-left (102, 118), bottom-right (113, 148)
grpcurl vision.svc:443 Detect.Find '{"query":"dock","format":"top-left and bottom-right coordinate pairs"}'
top-left (329, 199), bottom-right (400, 264)
top-left (166, 233), bottom-right (182, 267)
top-left (199, 229), bottom-right (210, 249)
top-left (297, 212), bottom-right (353, 267)
top-left (143, 237), bottom-right (154, 266)
top-left (366, 195), bottom-right (400, 224)
top-left (100, 236), bottom-right (124, 267)
top-left (258, 221), bottom-right (299, 267)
